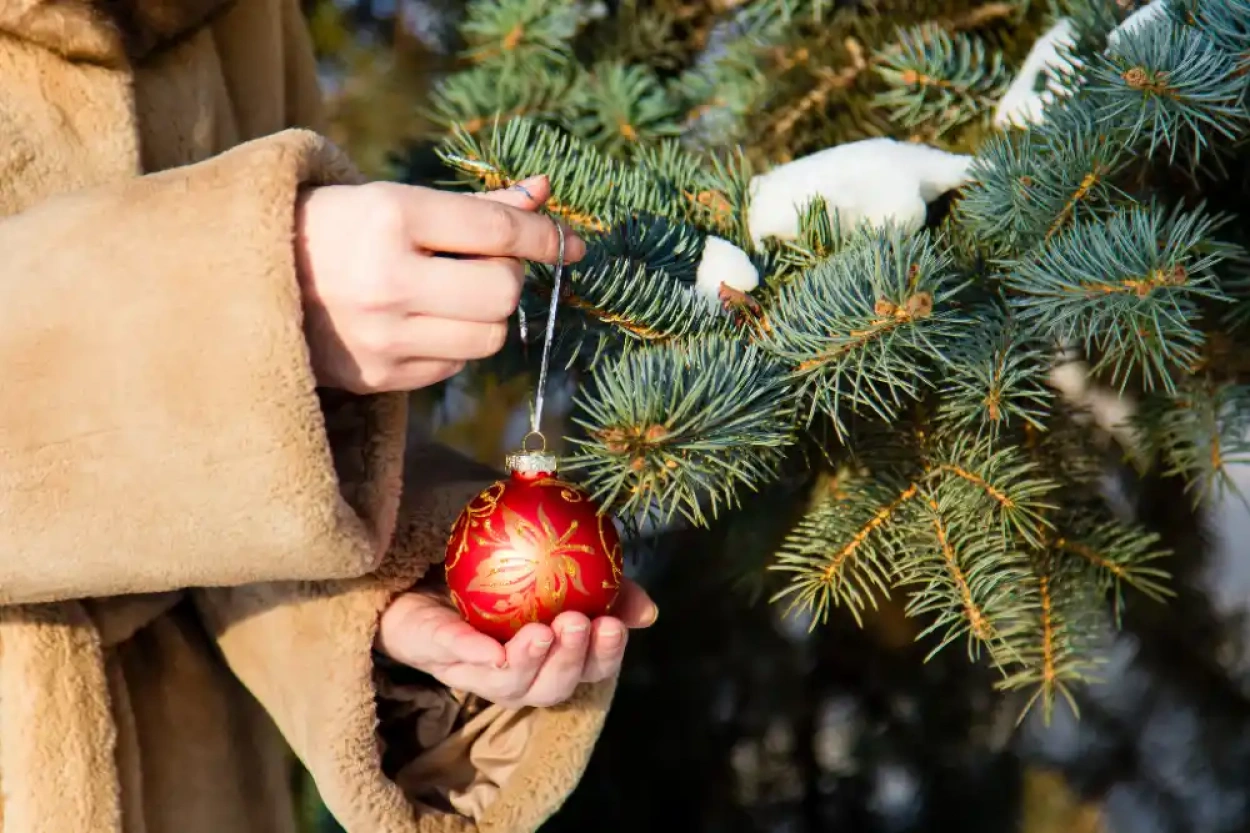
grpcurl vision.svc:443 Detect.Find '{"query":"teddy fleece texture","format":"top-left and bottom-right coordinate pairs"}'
top-left (0, 1), bottom-right (616, 831)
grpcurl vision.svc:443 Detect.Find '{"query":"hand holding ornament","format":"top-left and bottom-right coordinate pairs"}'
top-left (370, 177), bottom-right (657, 708)
top-left (376, 575), bottom-right (656, 709)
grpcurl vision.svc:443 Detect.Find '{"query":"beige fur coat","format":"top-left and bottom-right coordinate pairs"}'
top-left (0, 2), bottom-right (615, 831)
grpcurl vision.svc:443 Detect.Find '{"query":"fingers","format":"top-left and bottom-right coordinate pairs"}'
top-left (509, 612), bottom-right (592, 707)
top-left (403, 254), bottom-right (525, 321)
top-left (404, 622), bottom-right (556, 707)
top-left (581, 617), bottom-right (628, 683)
top-left (400, 188), bottom-right (587, 264)
top-left (394, 316), bottom-right (510, 362)
top-left (377, 586), bottom-right (656, 709)
top-left (376, 358), bottom-right (466, 392)
top-left (476, 175), bottom-right (553, 210)
top-left (609, 578), bottom-right (660, 629)
top-left (377, 592), bottom-right (506, 669)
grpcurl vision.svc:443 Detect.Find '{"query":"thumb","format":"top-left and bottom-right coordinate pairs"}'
top-left (477, 174), bottom-right (552, 211)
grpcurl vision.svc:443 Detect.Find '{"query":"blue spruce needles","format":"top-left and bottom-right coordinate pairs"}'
top-left (424, 0), bottom-right (1250, 722)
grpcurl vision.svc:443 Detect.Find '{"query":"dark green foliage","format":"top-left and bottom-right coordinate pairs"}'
top-left (959, 111), bottom-right (1130, 251)
top-left (761, 225), bottom-right (971, 436)
top-left (873, 25), bottom-right (1016, 137)
top-left (1090, 17), bottom-right (1248, 167)
top-left (419, 0), bottom-right (1250, 722)
top-left (1005, 203), bottom-right (1236, 392)
top-left (564, 336), bottom-right (797, 525)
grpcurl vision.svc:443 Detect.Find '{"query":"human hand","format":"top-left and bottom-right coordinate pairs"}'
top-left (376, 579), bottom-right (657, 708)
top-left (294, 175), bottom-right (585, 393)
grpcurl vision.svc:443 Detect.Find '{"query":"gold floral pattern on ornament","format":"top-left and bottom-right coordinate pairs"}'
top-left (446, 480), bottom-right (506, 571)
top-left (464, 503), bottom-right (596, 631)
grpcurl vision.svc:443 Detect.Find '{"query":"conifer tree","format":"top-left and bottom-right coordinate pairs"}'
top-left (408, 0), bottom-right (1250, 722)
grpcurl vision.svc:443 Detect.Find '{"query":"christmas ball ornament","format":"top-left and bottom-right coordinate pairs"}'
top-left (444, 441), bottom-right (624, 643)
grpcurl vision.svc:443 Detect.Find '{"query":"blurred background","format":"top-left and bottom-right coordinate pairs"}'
top-left (294, 2), bottom-right (1250, 831)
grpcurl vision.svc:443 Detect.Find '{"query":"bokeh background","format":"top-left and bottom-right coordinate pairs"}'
top-left (295, 3), bottom-right (1250, 831)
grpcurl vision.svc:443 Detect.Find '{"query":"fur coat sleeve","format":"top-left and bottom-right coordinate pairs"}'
top-left (0, 128), bottom-right (405, 604)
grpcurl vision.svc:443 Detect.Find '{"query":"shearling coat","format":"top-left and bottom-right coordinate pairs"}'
top-left (0, 2), bottom-right (615, 832)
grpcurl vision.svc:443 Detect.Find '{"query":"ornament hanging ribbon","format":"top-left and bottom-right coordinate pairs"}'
top-left (442, 211), bottom-right (624, 641)
top-left (516, 213), bottom-right (566, 451)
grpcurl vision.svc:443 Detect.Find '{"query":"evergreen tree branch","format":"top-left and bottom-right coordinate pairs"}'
top-left (769, 476), bottom-right (919, 627)
top-left (1132, 379), bottom-right (1250, 506)
top-left (564, 336), bottom-right (797, 525)
top-left (762, 225), bottom-right (971, 439)
top-left (438, 118), bottom-right (724, 233)
top-left (459, 0), bottom-right (587, 66)
top-left (426, 63), bottom-right (581, 133)
top-left (936, 305), bottom-right (1055, 440)
top-left (958, 108), bottom-right (1129, 253)
top-left (994, 551), bottom-right (1099, 724)
top-left (1005, 202), bottom-right (1236, 393)
top-left (1088, 13), bottom-right (1250, 168)
top-left (874, 24), bottom-right (1015, 137)
top-left (926, 435), bottom-right (1059, 548)
top-left (898, 483), bottom-right (1033, 664)
top-left (528, 213), bottom-right (734, 362)
top-left (566, 61), bottom-right (687, 156)
top-left (1170, 0), bottom-right (1250, 73)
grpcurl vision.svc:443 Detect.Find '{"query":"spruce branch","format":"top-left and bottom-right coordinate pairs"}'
top-left (1170, 0), bottom-right (1250, 72)
top-left (438, 118), bottom-right (720, 233)
top-left (926, 435), bottom-right (1059, 549)
top-left (898, 482), bottom-right (1034, 664)
top-left (564, 336), bottom-right (797, 525)
top-left (1132, 379), bottom-right (1250, 506)
top-left (873, 24), bottom-right (1015, 137)
top-left (674, 0), bottom-right (797, 147)
top-left (936, 305), bottom-right (1055, 440)
top-left (459, 0), bottom-right (586, 66)
top-left (766, 195), bottom-right (857, 279)
top-left (538, 214), bottom-right (732, 360)
top-left (770, 475), bottom-right (918, 627)
top-left (958, 109), bottom-right (1129, 253)
top-left (690, 146), bottom-right (758, 245)
top-left (1005, 202), bottom-right (1235, 393)
top-left (1048, 511), bottom-right (1173, 616)
top-left (1088, 14), bottom-right (1250, 167)
top-left (426, 63), bottom-right (581, 133)
top-left (762, 225), bottom-right (971, 439)
top-left (566, 61), bottom-right (687, 156)
top-left (993, 550), bottom-right (1101, 724)
top-left (993, 508), bottom-right (1170, 722)
top-left (769, 434), bottom-right (1057, 630)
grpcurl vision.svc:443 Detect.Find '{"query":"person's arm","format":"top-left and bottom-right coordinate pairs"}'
top-left (0, 128), bottom-right (407, 604)
top-left (180, 8), bottom-right (637, 831)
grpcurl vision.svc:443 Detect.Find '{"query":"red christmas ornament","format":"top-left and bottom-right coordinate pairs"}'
top-left (444, 444), bottom-right (624, 643)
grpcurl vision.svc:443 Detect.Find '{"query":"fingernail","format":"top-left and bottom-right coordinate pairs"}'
top-left (563, 623), bottom-right (589, 638)
top-left (644, 604), bottom-right (659, 626)
top-left (600, 624), bottom-right (622, 645)
top-left (510, 175), bottom-right (547, 200)
top-left (564, 228), bottom-right (587, 261)
top-left (530, 637), bottom-right (553, 658)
